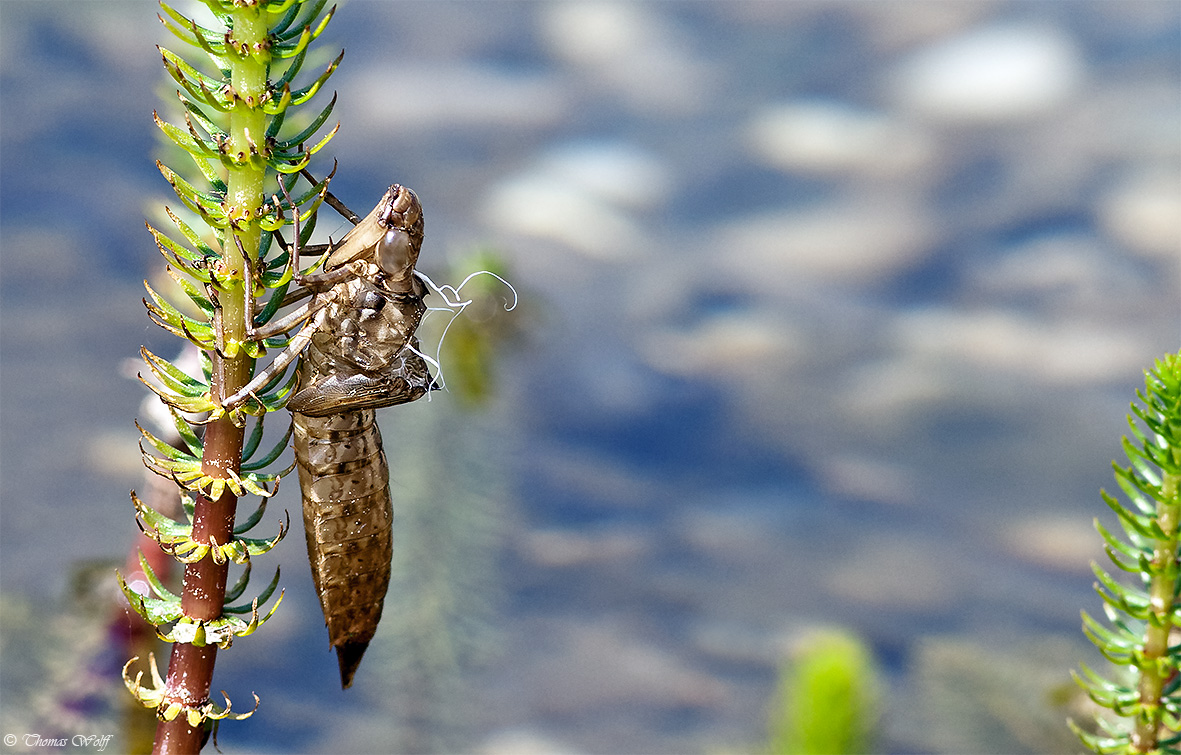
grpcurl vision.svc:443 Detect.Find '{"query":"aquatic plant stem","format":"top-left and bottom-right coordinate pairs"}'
top-left (152, 6), bottom-right (269, 752)
top-left (1072, 354), bottom-right (1181, 753)
top-left (1134, 469), bottom-right (1179, 750)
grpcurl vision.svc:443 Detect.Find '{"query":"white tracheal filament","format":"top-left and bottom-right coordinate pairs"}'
top-left (411, 269), bottom-right (518, 398)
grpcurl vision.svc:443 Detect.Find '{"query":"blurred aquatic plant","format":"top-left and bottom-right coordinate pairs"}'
top-left (117, 1), bottom-right (340, 751)
top-left (902, 636), bottom-right (1091, 754)
top-left (765, 629), bottom-right (880, 755)
top-left (0, 564), bottom-right (145, 754)
top-left (428, 249), bottom-right (520, 407)
top-left (1072, 352), bottom-right (1181, 754)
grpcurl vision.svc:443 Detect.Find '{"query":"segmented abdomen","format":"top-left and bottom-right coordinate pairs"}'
top-left (292, 405), bottom-right (392, 689)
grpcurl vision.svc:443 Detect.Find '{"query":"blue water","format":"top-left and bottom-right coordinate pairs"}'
top-left (1, 2), bottom-right (1178, 753)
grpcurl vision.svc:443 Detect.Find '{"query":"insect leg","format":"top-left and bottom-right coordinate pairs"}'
top-left (251, 298), bottom-right (317, 340)
top-left (275, 178), bottom-right (366, 295)
top-left (301, 168), bottom-right (361, 225)
top-left (222, 305), bottom-right (329, 410)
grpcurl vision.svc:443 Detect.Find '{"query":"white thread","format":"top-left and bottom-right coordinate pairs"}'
top-left (412, 269), bottom-right (519, 396)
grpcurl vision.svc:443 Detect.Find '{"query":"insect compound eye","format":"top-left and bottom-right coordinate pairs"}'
top-left (377, 228), bottom-right (413, 275)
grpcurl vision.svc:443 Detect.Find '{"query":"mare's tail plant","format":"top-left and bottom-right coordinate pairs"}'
top-left (1072, 352), bottom-right (1181, 753)
top-left (764, 629), bottom-right (880, 755)
top-left (117, 1), bottom-right (340, 751)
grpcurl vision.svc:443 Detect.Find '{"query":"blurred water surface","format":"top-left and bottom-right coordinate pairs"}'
top-left (1, 1), bottom-right (1178, 752)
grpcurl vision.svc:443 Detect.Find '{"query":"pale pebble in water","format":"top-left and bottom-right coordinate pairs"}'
top-left (891, 24), bottom-right (1084, 122)
top-left (345, 63), bottom-right (568, 133)
top-left (1098, 169), bottom-right (1181, 262)
top-left (746, 100), bottom-right (933, 177)
top-left (714, 197), bottom-right (935, 290)
top-left (638, 312), bottom-right (803, 380)
top-left (535, 141), bottom-right (670, 211)
top-left (890, 308), bottom-right (1155, 386)
top-left (537, 1), bottom-right (712, 113)
top-left (1000, 516), bottom-right (1103, 573)
top-left (481, 173), bottom-right (640, 259)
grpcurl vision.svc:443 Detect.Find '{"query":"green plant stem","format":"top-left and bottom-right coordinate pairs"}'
top-left (1136, 469), bottom-right (1180, 750)
top-left (152, 7), bottom-right (270, 753)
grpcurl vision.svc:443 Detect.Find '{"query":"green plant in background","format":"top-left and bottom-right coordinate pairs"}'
top-left (1072, 352), bottom-right (1181, 754)
top-left (116, 1), bottom-right (339, 751)
top-left (765, 628), bottom-right (880, 755)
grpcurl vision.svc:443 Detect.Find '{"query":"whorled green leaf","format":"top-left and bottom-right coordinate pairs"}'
top-left (135, 377), bottom-right (210, 427)
top-left (213, 515), bottom-right (289, 564)
top-left (139, 377), bottom-right (217, 416)
top-left (139, 445), bottom-right (284, 504)
top-left (1110, 472), bottom-right (1157, 521)
top-left (1096, 519), bottom-right (1150, 573)
top-left (225, 566), bottom-right (282, 614)
top-left (269, 14), bottom-right (314, 60)
top-left (124, 651), bottom-right (259, 727)
top-left (164, 266), bottom-right (215, 317)
top-left (255, 273), bottom-right (292, 321)
top-left (166, 204), bottom-right (222, 254)
top-left (1101, 602), bottom-right (1151, 648)
top-left (135, 487), bottom-right (287, 570)
top-left (242, 422), bottom-right (293, 472)
top-left (238, 412), bottom-right (267, 462)
top-left (223, 561), bottom-right (255, 604)
top-left (138, 550), bottom-right (180, 603)
top-left (132, 490), bottom-right (193, 544)
top-left (267, 0), bottom-right (306, 38)
top-left (177, 93), bottom-right (230, 146)
top-left (159, 46), bottom-right (231, 110)
top-left (170, 410), bottom-right (205, 460)
top-left (1073, 663), bottom-right (1139, 710)
top-left (156, 589), bottom-right (283, 648)
top-left (116, 553), bottom-right (183, 626)
top-left (147, 218), bottom-right (208, 265)
top-left (232, 353), bottom-right (302, 415)
top-left (154, 110), bottom-right (222, 162)
top-left (272, 122), bottom-right (338, 167)
top-left (270, 148), bottom-right (313, 175)
top-left (1068, 720), bottom-right (1130, 755)
top-left (143, 276), bottom-right (216, 333)
top-left (258, 182), bottom-right (324, 231)
top-left (233, 495), bottom-right (273, 535)
top-left (262, 49), bottom-right (341, 115)
top-left (271, 0), bottom-right (333, 57)
top-left (1126, 408), bottom-right (1170, 465)
top-left (140, 346), bottom-right (210, 399)
top-left (183, 153), bottom-right (230, 199)
top-left (1102, 486), bottom-right (1157, 541)
top-left (136, 420), bottom-right (198, 464)
top-left (271, 92), bottom-right (336, 152)
top-left (157, 160), bottom-right (229, 226)
top-left (1121, 437), bottom-right (1164, 491)
top-left (1092, 562), bottom-right (1153, 618)
top-left (158, 1), bottom-right (224, 52)
top-left (1082, 609), bottom-right (1141, 655)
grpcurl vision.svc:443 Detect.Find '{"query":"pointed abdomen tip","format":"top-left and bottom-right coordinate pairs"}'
top-left (335, 641), bottom-right (370, 689)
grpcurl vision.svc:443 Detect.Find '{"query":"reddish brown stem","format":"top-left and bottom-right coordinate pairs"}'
top-left (152, 643), bottom-right (217, 754)
top-left (152, 362), bottom-right (247, 755)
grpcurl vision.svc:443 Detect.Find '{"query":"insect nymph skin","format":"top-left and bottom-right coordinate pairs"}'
top-left (275, 185), bottom-right (433, 689)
